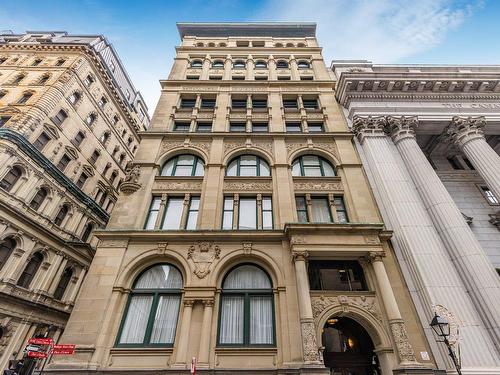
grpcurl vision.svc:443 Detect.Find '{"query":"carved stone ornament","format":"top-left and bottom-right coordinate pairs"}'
top-left (223, 180), bottom-right (272, 191)
top-left (293, 181), bottom-right (342, 192)
top-left (443, 116), bottom-right (486, 147)
top-left (433, 304), bottom-right (461, 347)
top-left (389, 320), bottom-right (417, 363)
top-left (120, 165), bottom-right (141, 194)
top-left (154, 179), bottom-right (203, 191)
top-left (311, 294), bottom-right (381, 320)
top-left (301, 321), bottom-right (321, 363)
top-left (187, 242), bottom-right (221, 279)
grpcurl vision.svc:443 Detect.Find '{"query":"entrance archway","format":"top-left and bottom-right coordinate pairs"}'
top-left (322, 316), bottom-right (381, 375)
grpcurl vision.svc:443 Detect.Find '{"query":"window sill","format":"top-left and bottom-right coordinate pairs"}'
top-left (215, 347), bottom-right (277, 354)
top-left (110, 347), bottom-right (173, 354)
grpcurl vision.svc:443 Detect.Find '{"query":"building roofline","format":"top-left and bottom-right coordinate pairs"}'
top-left (177, 22), bottom-right (316, 38)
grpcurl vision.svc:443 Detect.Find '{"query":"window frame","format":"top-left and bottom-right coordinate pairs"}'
top-left (308, 260), bottom-right (368, 292)
top-left (292, 155), bottom-right (336, 177)
top-left (222, 195), bottom-right (273, 230)
top-left (161, 155), bottom-right (204, 177)
top-left (115, 264), bottom-right (183, 348)
top-left (226, 155), bottom-right (270, 177)
top-left (217, 264), bottom-right (276, 347)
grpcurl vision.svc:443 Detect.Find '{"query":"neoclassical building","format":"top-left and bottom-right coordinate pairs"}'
top-left (332, 61), bottom-right (500, 374)
top-left (0, 31), bottom-right (149, 370)
top-left (48, 23), bottom-right (440, 374)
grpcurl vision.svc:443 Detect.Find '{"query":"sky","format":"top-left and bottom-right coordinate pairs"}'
top-left (1, 0), bottom-right (498, 115)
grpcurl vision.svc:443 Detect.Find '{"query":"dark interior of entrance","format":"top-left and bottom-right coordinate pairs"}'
top-left (322, 316), bottom-right (381, 375)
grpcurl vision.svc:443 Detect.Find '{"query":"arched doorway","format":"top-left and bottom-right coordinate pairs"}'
top-left (322, 316), bottom-right (381, 375)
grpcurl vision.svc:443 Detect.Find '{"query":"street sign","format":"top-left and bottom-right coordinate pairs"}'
top-left (52, 344), bottom-right (75, 355)
top-left (27, 351), bottom-right (48, 358)
top-left (28, 338), bottom-right (53, 345)
top-left (25, 344), bottom-right (43, 352)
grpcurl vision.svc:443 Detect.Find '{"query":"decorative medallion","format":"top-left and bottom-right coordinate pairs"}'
top-left (187, 242), bottom-right (221, 279)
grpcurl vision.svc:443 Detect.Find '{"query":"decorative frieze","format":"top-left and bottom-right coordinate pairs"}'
top-left (310, 294), bottom-right (381, 320)
top-left (154, 179), bottom-right (203, 191)
top-left (293, 180), bottom-right (342, 192)
top-left (223, 180), bottom-right (272, 192)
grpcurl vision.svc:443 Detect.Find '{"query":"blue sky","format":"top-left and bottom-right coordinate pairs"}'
top-left (1, 0), bottom-right (498, 114)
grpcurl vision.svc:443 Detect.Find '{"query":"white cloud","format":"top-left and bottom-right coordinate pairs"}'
top-left (255, 0), bottom-right (481, 63)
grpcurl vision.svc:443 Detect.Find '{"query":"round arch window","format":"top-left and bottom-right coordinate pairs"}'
top-left (227, 155), bottom-right (270, 177)
top-left (161, 154), bottom-right (204, 176)
top-left (297, 60), bottom-right (311, 69)
top-left (190, 59), bottom-right (203, 68)
top-left (276, 60), bottom-right (289, 69)
top-left (255, 60), bottom-right (267, 69)
top-left (233, 60), bottom-right (246, 69)
top-left (218, 264), bottom-right (274, 346)
top-left (117, 264), bottom-right (183, 346)
top-left (292, 155), bottom-right (335, 177)
top-left (212, 60), bottom-right (224, 68)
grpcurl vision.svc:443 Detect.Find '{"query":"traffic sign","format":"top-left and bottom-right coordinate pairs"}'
top-left (27, 351), bottom-right (48, 358)
top-left (28, 338), bottom-right (53, 345)
top-left (52, 344), bottom-right (75, 355)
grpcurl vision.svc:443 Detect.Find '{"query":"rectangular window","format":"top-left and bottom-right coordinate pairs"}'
top-left (98, 96), bottom-right (107, 108)
top-left (230, 122), bottom-right (246, 132)
top-left (161, 197), bottom-right (184, 229)
top-left (76, 172), bottom-right (88, 188)
top-left (308, 122), bottom-right (324, 133)
top-left (283, 99), bottom-right (298, 109)
top-left (310, 197), bottom-right (332, 222)
top-left (145, 197), bottom-right (161, 229)
top-left (52, 109), bottom-right (67, 125)
top-left (84, 75), bottom-right (94, 87)
top-left (303, 99), bottom-right (318, 109)
top-left (447, 156), bottom-right (463, 170)
top-left (73, 131), bottom-right (85, 147)
top-left (186, 75), bottom-right (199, 80)
top-left (334, 197), bottom-right (348, 223)
top-left (255, 76), bottom-right (268, 80)
top-left (300, 76), bottom-right (314, 80)
top-left (252, 99), bottom-right (267, 109)
top-left (209, 75), bottom-right (222, 80)
top-left (33, 131), bottom-right (50, 150)
top-left (185, 197), bottom-right (200, 229)
top-left (252, 122), bottom-right (268, 133)
top-left (232, 76), bottom-right (245, 80)
top-left (196, 122), bottom-right (212, 132)
top-left (286, 122), bottom-right (302, 133)
top-left (262, 197), bottom-right (273, 229)
top-left (90, 150), bottom-right (100, 164)
top-left (56, 154), bottom-right (71, 172)
top-left (174, 122), bottom-right (190, 132)
top-left (201, 98), bottom-right (216, 109)
top-left (277, 76), bottom-right (290, 80)
top-left (295, 197), bottom-right (308, 223)
top-left (180, 98), bottom-right (196, 109)
top-left (480, 186), bottom-right (499, 205)
top-left (239, 198), bottom-right (257, 229)
top-left (308, 260), bottom-right (367, 291)
top-left (222, 197), bottom-right (234, 229)
top-left (232, 98), bottom-right (247, 109)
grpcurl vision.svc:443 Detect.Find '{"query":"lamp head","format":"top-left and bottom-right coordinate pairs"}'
top-left (430, 313), bottom-right (450, 338)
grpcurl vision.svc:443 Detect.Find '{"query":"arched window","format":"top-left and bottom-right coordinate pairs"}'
top-left (286, 43), bottom-right (294, 47)
top-left (275, 43), bottom-right (283, 48)
top-left (292, 155), bottom-right (335, 177)
top-left (54, 205), bottom-right (69, 226)
top-left (196, 42), bottom-right (204, 47)
top-left (212, 60), bottom-right (224, 68)
top-left (100, 131), bottom-right (110, 144)
top-left (127, 137), bottom-right (133, 147)
top-left (17, 252), bottom-right (43, 289)
top-left (81, 222), bottom-right (93, 242)
top-left (227, 155), bottom-right (270, 177)
top-left (218, 264), bottom-right (274, 346)
top-left (85, 113), bottom-right (96, 127)
top-left (29, 187), bottom-right (48, 211)
top-left (110, 171), bottom-right (118, 184)
top-left (276, 60), bottom-right (289, 69)
top-left (255, 60), bottom-right (267, 69)
top-left (219, 43), bottom-right (227, 47)
top-left (12, 74), bottom-right (25, 85)
top-left (0, 166), bottom-right (22, 192)
top-left (161, 155), bottom-right (204, 177)
top-left (297, 43), bottom-right (306, 47)
top-left (117, 264), bottom-right (183, 346)
top-left (53, 267), bottom-right (73, 300)
top-left (0, 238), bottom-right (16, 271)
top-left (17, 92), bottom-right (33, 104)
top-left (190, 60), bottom-right (203, 68)
top-left (297, 60), bottom-right (310, 69)
top-left (68, 91), bottom-right (81, 104)
top-left (208, 42), bottom-right (215, 47)
top-left (233, 60), bottom-right (246, 69)
top-left (38, 74), bottom-right (50, 85)
top-left (118, 153), bottom-right (125, 165)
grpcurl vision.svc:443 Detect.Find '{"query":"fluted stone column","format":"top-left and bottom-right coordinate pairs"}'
top-left (292, 251), bottom-right (322, 366)
top-left (368, 252), bottom-right (418, 367)
top-left (445, 116), bottom-right (500, 201)
top-left (387, 116), bottom-right (500, 351)
top-left (352, 116), bottom-right (500, 371)
top-left (197, 299), bottom-right (214, 367)
top-left (173, 299), bottom-right (194, 367)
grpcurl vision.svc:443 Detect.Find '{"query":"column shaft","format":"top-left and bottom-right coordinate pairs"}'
top-left (197, 300), bottom-right (214, 365)
top-left (174, 300), bottom-right (194, 366)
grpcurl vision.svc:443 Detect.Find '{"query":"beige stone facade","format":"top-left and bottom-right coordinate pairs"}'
top-left (0, 31), bottom-right (149, 371)
top-left (47, 24), bottom-right (439, 374)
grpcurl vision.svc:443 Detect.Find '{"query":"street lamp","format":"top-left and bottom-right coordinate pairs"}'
top-left (430, 314), bottom-right (462, 375)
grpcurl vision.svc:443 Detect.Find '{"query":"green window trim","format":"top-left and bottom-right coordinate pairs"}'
top-left (226, 155), bottom-right (270, 177)
top-left (161, 155), bottom-right (204, 177)
top-left (292, 155), bottom-right (336, 177)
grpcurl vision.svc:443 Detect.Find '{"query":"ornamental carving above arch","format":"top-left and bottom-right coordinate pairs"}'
top-left (311, 294), bottom-right (381, 321)
top-left (187, 241), bottom-right (221, 279)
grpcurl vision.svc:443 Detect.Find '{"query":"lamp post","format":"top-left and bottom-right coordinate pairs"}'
top-left (430, 314), bottom-right (462, 375)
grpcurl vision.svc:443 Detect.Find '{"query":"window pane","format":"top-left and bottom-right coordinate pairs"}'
top-left (297, 211), bottom-right (308, 223)
top-left (311, 198), bottom-right (331, 222)
top-left (186, 212), bottom-right (198, 229)
top-left (240, 155), bottom-right (257, 166)
top-left (219, 295), bottom-right (244, 344)
top-left (259, 160), bottom-right (270, 176)
top-left (239, 198), bottom-right (257, 229)
top-left (224, 198), bottom-right (234, 210)
top-left (250, 296), bottom-right (273, 344)
top-left (227, 161), bottom-right (237, 176)
top-left (162, 198), bottom-right (183, 229)
top-left (303, 166), bottom-right (322, 176)
top-left (240, 165), bottom-right (257, 176)
top-left (223, 265), bottom-right (271, 289)
top-left (292, 161), bottom-right (301, 176)
top-left (150, 295), bottom-right (180, 343)
top-left (119, 295), bottom-right (153, 344)
top-left (263, 211), bottom-right (273, 229)
top-left (177, 155), bottom-right (195, 164)
top-left (195, 160), bottom-right (204, 176)
top-left (175, 165), bottom-right (193, 176)
top-left (161, 159), bottom-right (174, 176)
top-left (322, 160), bottom-right (335, 176)
top-left (223, 212), bottom-right (234, 229)
top-left (135, 264), bottom-right (183, 289)
top-left (145, 197), bottom-right (161, 229)
top-left (302, 155), bottom-right (320, 166)
top-left (262, 197), bottom-right (272, 210)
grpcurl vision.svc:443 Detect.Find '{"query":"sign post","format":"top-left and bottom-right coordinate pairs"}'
top-left (190, 357), bottom-right (197, 375)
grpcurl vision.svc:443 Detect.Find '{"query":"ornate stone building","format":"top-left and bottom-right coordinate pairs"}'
top-left (48, 24), bottom-right (439, 374)
top-left (0, 31), bottom-right (149, 370)
top-left (331, 61), bottom-right (500, 374)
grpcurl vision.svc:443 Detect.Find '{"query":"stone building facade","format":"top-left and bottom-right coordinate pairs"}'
top-left (48, 24), bottom-right (440, 374)
top-left (0, 31), bottom-right (149, 370)
top-left (331, 61), bottom-right (500, 374)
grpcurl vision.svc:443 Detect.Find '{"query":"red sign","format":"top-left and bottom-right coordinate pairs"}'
top-left (52, 344), bottom-right (75, 355)
top-left (28, 338), bottom-right (53, 346)
top-left (27, 351), bottom-right (48, 358)
top-left (190, 357), bottom-right (196, 374)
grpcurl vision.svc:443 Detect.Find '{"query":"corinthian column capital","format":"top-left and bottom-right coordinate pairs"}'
top-left (443, 116), bottom-right (486, 147)
top-left (352, 115), bottom-right (387, 143)
top-left (386, 116), bottom-right (418, 144)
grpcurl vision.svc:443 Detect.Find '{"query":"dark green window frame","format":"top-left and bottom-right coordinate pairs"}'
top-left (161, 155), bottom-right (204, 176)
top-left (115, 265), bottom-right (182, 348)
top-left (295, 196), bottom-right (308, 222)
top-left (226, 155), bottom-right (270, 177)
top-left (217, 264), bottom-right (276, 347)
top-left (292, 155), bottom-right (336, 177)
